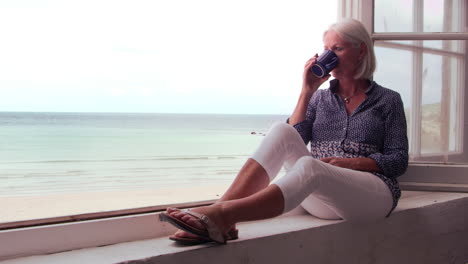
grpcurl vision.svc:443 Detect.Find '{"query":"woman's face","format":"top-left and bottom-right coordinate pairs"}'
top-left (323, 30), bottom-right (364, 80)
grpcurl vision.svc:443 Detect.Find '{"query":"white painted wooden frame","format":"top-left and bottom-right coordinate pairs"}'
top-left (361, 0), bottom-right (468, 192)
top-left (0, 199), bottom-right (215, 261)
top-left (2, 1), bottom-right (468, 261)
top-left (353, 0), bottom-right (468, 192)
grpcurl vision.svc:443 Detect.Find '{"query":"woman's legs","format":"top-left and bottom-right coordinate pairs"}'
top-left (168, 123), bottom-right (393, 241)
top-left (172, 122), bottom-right (309, 239)
top-left (220, 122), bottom-right (311, 201)
top-left (218, 159), bottom-right (270, 202)
top-left (171, 158), bottom-right (269, 239)
top-left (276, 156), bottom-right (393, 222)
top-left (168, 184), bottom-right (285, 237)
top-left (169, 156), bottom-right (393, 240)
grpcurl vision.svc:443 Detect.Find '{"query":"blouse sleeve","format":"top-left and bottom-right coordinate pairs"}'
top-left (368, 93), bottom-right (409, 178)
top-left (288, 92), bottom-right (319, 145)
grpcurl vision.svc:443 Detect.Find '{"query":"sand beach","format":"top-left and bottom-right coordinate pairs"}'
top-left (0, 184), bottom-right (230, 228)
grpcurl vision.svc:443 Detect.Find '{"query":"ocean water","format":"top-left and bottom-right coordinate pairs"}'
top-left (0, 112), bottom-right (287, 196)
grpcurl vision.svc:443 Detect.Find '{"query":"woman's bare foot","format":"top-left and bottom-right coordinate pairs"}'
top-left (167, 204), bottom-right (233, 241)
top-left (172, 230), bottom-right (203, 239)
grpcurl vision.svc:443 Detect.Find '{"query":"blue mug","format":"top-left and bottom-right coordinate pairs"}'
top-left (310, 50), bottom-right (339, 78)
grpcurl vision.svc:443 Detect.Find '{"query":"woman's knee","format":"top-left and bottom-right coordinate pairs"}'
top-left (274, 157), bottom-right (326, 213)
top-left (268, 122), bottom-right (299, 140)
top-left (288, 156), bottom-right (327, 186)
top-left (295, 156), bottom-right (324, 173)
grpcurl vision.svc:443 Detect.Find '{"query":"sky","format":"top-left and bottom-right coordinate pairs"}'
top-left (0, 0), bottom-right (338, 115)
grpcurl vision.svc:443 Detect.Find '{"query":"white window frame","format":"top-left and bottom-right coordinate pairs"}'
top-left (349, 0), bottom-right (468, 192)
top-left (0, 200), bottom-right (215, 261)
top-left (4, 1), bottom-right (468, 261)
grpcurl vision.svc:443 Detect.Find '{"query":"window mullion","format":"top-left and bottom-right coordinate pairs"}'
top-left (373, 32), bottom-right (468, 40)
top-left (440, 0), bottom-right (454, 160)
top-left (338, 0), bottom-right (373, 34)
top-left (373, 41), bottom-right (464, 58)
top-left (456, 0), bottom-right (467, 158)
top-left (456, 40), bottom-right (468, 161)
top-left (410, 0), bottom-right (423, 160)
top-left (411, 42), bottom-right (423, 159)
top-left (360, 0), bottom-right (373, 33)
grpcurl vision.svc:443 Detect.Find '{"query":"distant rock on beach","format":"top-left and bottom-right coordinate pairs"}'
top-left (250, 131), bottom-right (266, 136)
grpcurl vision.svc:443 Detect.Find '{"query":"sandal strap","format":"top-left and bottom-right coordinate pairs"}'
top-left (182, 209), bottom-right (225, 243)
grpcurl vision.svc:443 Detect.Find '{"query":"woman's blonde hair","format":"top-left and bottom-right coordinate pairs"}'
top-left (324, 18), bottom-right (376, 80)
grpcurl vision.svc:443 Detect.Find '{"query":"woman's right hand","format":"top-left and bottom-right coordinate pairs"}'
top-left (289, 54), bottom-right (331, 126)
top-left (302, 54), bottom-right (331, 94)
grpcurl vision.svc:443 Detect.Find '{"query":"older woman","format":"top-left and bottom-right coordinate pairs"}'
top-left (160, 18), bottom-right (408, 244)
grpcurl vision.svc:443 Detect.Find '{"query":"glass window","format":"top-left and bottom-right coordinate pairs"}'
top-left (424, 0), bottom-right (466, 32)
top-left (374, 0), bottom-right (468, 165)
top-left (0, 1), bottom-right (338, 226)
top-left (373, 42), bottom-right (412, 144)
top-left (374, 0), bottom-right (467, 33)
top-left (374, 39), bottom-right (466, 162)
top-left (374, 0), bottom-right (414, 32)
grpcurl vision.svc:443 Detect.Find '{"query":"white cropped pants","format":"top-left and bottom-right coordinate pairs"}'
top-left (251, 122), bottom-right (393, 222)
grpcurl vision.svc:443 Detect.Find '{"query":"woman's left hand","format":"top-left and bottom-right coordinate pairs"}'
top-left (320, 157), bottom-right (356, 170)
top-left (320, 157), bottom-right (382, 173)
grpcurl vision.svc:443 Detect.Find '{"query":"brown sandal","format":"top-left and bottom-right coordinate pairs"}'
top-left (169, 228), bottom-right (239, 245)
top-left (159, 208), bottom-right (229, 244)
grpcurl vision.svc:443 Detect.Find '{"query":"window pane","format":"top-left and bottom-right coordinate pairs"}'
top-left (424, 0), bottom-right (466, 33)
top-left (374, 40), bottom-right (466, 163)
top-left (374, 0), bottom-right (414, 32)
top-left (0, 1), bottom-right (338, 225)
top-left (373, 42), bottom-right (413, 153)
top-left (374, 0), bottom-right (467, 33)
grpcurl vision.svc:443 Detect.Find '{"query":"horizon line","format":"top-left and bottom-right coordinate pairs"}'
top-left (0, 110), bottom-right (290, 116)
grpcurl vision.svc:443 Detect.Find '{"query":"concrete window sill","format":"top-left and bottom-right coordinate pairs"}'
top-left (2, 191), bottom-right (468, 264)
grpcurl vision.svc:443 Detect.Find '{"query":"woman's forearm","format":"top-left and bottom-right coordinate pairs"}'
top-left (288, 90), bottom-right (314, 126)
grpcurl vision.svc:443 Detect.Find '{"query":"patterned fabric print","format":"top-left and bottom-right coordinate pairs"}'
top-left (310, 140), bottom-right (379, 159)
top-left (293, 80), bottom-right (409, 214)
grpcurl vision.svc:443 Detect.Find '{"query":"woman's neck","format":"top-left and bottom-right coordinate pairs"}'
top-left (338, 78), bottom-right (369, 97)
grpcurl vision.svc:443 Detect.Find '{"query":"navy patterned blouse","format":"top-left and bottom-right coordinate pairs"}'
top-left (292, 79), bottom-right (409, 214)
